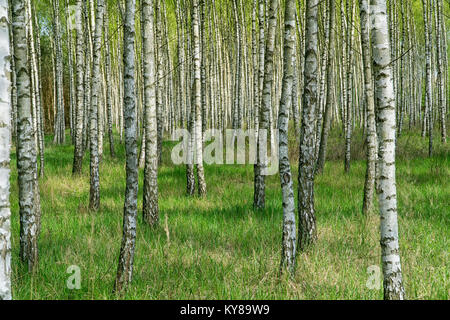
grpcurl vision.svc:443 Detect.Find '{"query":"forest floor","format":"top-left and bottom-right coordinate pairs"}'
top-left (9, 126), bottom-right (449, 299)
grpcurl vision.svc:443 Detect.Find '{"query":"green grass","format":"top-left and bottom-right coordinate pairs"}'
top-left (9, 126), bottom-right (449, 300)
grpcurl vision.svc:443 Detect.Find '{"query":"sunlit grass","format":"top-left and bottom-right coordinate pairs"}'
top-left (9, 125), bottom-right (449, 300)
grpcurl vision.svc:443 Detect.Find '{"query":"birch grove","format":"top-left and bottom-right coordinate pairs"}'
top-left (0, 0), bottom-right (448, 301)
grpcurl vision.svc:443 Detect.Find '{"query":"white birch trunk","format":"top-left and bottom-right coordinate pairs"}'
top-left (115, 0), bottom-right (138, 294)
top-left (12, 0), bottom-right (41, 272)
top-left (0, 0), bottom-right (12, 300)
top-left (298, 0), bottom-right (318, 250)
top-left (371, 0), bottom-right (405, 300)
top-left (360, 0), bottom-right (377, 214)
top-left (279, 0), bottom-right (296, 275)
top-left (89, 0), bottom-right (104, 211)
top-left (72, 0), bottom-right (84, 174)
top-left (141, 0), bottom-right (159, 226)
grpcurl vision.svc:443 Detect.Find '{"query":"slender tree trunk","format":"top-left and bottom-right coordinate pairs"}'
top-left (0, 0), bottom-right (12, 299)
top-left (298, 0), bottom-right (318, 251)
top-left (291, 47), bottom-right (300, 135)
top-left (142, 0), bottom-right (159, 226)
top-left (82, 0), bottom-right (91, 154)
top-left (115, 0), bottom-right (138, 294)
top-left (360, 0), bottom-right (377, 214)
top-left (32, 1), bottom-right (44, 177)
top-left (155, 1), bottom-right (163, 165)
top-left (12, 0), bottom-right (41, 272)
top-left (52, 0), bottom-right (65, 145)
top-left (435, 0), bottom-right (446, 143)
top-left (8, 0), bottom-right (17, 143)
top-left (104, 6), bottom-right (116, 158)
top-left (27, 0), bottom-right (44, 177)
top-left (397, 0), bottom-right (406, 137)
top-left (193, 0), bottom-right (207, 197)
top-left (252, 0), bottom-right (259, 136)
top-left (279, 0), bottom-right (296, 275)
top-left (232, 0), bottom-right (242, 131)
top-left (316, 0), bottom-right (335, 174)
top-left (88, 0), bottom-right (104, 211)
top-left (422, 0), bottom-right (433, 156)
top-left (200, 0), bottom-right (207, 134)
top-left (176, 0), bottom-right (186, 129)
top-left (371, 0), bottom-right (405, 300)
top-left (254, 0), bottom-right (278, 209)
top-left (344, 0), bottom-right (354, 173)
top-left (186, 2), bottom-right (195, 196)
top-left (73, 0), bottom-right (85, 175)
top-left (315, 2), bottom-right (330, 162)
top-left (65, 0), bottom-right (76, 143)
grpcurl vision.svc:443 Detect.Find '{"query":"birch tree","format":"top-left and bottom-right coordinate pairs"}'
top-left (89, 0), bottom-right (104, 211)
top-left (12, 0), bottom-right (41, 271)
top-left (65, 0), bottom-right (75, 143)
top-left (155, 1), bottom-right (163, 165)
top-left (435, 0), bottom-right (446, 143)
top-left (316, 0), bottom-right (335, 174)
top-left (422, 0), bottom-right (432, 157)
top-left (81, 0), bottom-right (91, 154)
top-left (0, 0), bottom-right (12, 299)
top-left (360, 0), bottom-right (377, 214)
top-left (52, 0), bottom-right (65, 145)
top-left (298, 0), bottom-right (318, 250)
top-left (344, 0), bottom-right (354, 173)
top-left (141, 0), bottom-right (159, 226)
top-left (26, 0), bottom-right (44, 177)
top-left (104, 5), bottom-right (116, 158)
top-left (115, 0), bottom-right (138, 294)
top-left (251, 0), bottom-right (258, 136)
top-left (193, 0), bottom-right (206, 197)
top-left (232, 0), bottom-right (242, 131)
top-left (371, 0), bottom-right (405, 300)
top-left (278, 0), bottom-right (296, 275)
top-left (72, 0), bottom-right (85, 175)
top-left (254, 0), bottom-right (278, 209)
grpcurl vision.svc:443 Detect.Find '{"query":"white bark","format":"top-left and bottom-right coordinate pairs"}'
top-left (298, 0), bottom-right (318, 250)
top-left (193, 0), bottom-right (206, 197)
top-left (279, 0), bottom-right (296, 275)
top-left (142, 0), bottom-right (159, 226)
top-left (0, 0), bottom-right (12, 300)
top-left (12, 0), bottom-right (41, 272)
top-left (371, 0), bottom-right (405, 300)
top-left (52, 0), bottom-right (65, 144)
top-left (360, 0), bottom-right (377, 214)
top-left (115, 0), bottom-right (138, 294)
top-left (254, 0), bottom-right (278, 209)
top-left (72, 0), bottom-right (84, 174)
top-left (89, 0), bottom-right (104, 211)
